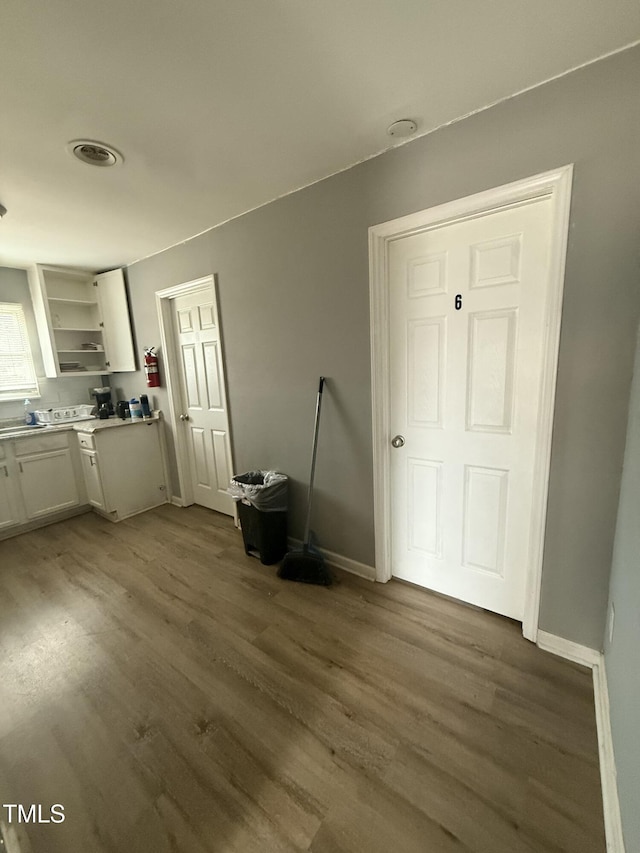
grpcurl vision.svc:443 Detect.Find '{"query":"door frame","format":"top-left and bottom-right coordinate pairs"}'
top-left (369, 165), bottom-right (573, 641)
top-left (156, 275), bottom-right (237, 519)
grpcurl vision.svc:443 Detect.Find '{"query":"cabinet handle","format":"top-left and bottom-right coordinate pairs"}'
top-left (2, 465), bottom-right (7, 478)
top-left (18, 462), bottom-right (23, 473)
top-left (90, 456), bottom-right (96, 466)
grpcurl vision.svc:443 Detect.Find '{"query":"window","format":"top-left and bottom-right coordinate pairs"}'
top-left (0, 303), bottom-right (39, 401)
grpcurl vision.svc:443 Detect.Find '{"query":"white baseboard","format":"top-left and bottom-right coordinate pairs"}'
top-left (287, 538), bottom-right (376, 582)
top-left (536, 629), bottom-right (601, 667)
top-left (170, 495), bottom-right (185, 507)
top-left (322, 547), bottom-right (376, 581)
top-left (537, 631), bottom-right (625, 852)
top-left (0, 504), bottom-right (91, 541)
top-left (593, 659), bottom-right (626, 853)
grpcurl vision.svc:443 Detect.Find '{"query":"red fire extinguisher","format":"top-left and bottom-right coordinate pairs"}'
top-left (144, 347), bottom-right (160, 388)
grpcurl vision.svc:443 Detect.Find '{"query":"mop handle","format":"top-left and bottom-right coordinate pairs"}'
top-left (303, 376), bottom-right (325, 547)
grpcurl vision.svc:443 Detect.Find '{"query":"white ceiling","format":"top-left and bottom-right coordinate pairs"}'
top-left (1, 1), bottom-right (639, 271)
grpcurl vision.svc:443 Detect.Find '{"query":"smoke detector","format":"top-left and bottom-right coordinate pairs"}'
top-left (387, 119), bottom-right (418, 138)
top-left (67, 139), bottom-right (123, 167)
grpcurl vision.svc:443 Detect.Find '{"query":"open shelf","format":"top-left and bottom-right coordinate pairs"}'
top-left (47, 297), bottom-right (98, 305)
top-left (28, 264), bottom-right (136, 378)
top-left (58, 371), bottom-right (107, 377)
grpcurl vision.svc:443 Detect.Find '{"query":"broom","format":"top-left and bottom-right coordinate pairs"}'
top-left (278, 377), bottom-right (332, 586)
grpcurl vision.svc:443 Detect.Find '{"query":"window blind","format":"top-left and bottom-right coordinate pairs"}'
top-left (0, 303), bottom-right (39, 400)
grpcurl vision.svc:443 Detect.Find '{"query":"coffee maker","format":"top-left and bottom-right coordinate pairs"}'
top-left (91, 386), bottom-right (113, 417)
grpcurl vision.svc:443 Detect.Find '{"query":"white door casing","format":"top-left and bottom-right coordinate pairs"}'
top-left (157, 277), bottom-right (235, 516)
top-left (369, 167), bottom-right (573, 641)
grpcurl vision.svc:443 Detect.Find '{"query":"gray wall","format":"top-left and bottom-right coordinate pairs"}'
top-left (121, 45), bottom-right (640, 650)
top-left (0, 267), bottom-right (100, 420)
top-left (604, 326), bottom-right (640, 851)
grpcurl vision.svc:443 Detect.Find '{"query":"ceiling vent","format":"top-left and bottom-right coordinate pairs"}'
top-left (67, 140), bottom-right (123, 167)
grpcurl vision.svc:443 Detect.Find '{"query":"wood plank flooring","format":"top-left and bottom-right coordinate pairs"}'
top-left (0, 505), bottom-right (605, 852)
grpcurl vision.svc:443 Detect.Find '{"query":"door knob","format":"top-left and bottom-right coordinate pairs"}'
top-left (391, 435), bottom-right (405, 448)
top-left (179, 413), bottom-right (190, 421)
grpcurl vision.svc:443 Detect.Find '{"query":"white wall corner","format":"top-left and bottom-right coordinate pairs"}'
top-left (170, 495), bottom-right (185, 507)
top-left (536, 632), bottom-right (625, 852)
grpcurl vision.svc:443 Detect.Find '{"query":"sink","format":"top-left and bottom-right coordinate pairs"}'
top-left (0, 423), bottom-right (46, 435)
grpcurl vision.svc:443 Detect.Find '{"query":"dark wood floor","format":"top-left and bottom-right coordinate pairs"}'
top-left (0, 505), bottom-right (605, 852)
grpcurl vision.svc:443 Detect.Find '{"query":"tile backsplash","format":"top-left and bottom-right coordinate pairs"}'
top-left (0, 376), bottom-right (111, 420)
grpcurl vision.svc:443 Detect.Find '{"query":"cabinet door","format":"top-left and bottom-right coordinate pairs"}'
top-left (80, 450), bottom-right (106, 510)
top-left (0, 462), bottom-right (22, 529)
top-left (99, 422), bottom-right (167, 519)
top-left (95, 269), bottom-right (136, 372)
top-left (19, 449), bottom-right (80, 519)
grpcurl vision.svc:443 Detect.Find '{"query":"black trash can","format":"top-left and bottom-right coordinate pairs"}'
top-left (229, 471), bottom-right (288, 565)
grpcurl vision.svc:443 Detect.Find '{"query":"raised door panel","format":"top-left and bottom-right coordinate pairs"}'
top-left (462, 466), bottom-right (509, 576)
top-left (190, 427), bottom-right (211, 489)
top-left (203, 342), bottom-right (223, 410)
top-left (181, 344), bottom-right (202, 409)
top-left (95, 269), bottom-right (136, 372)
top-left (466, 308), bottom-right (517, 433)
top-left (470, 234), bottom-right (522, 289)
top-left (408, 317), bottom-right (446, 429)
top-left (408, 458), bottom-right (443, 558)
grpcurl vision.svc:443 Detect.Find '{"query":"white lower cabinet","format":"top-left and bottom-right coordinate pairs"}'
top-left (18, 447), bottom-right (80, 519)
top-left (0, 431), bottom-right (83, 536)
top-left (0, 417), bottom-right (168, 539)
top-left (0, 457), bottom-right (22, 530)
top-left (76, 419), bottom-right (167, 521)
top-left (80, 449), bottom-right (105, 510)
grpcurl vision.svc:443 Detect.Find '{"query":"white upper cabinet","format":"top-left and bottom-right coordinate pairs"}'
top-left (28, 264), bottom-right (136, 377)
top-left (94, 269), bottom-right (136, 372)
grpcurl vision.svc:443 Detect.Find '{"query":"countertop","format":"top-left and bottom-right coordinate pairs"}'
top-left (0, 412), bottom-right (161, 441)
top-left (75, 412), bottom-right (161, 433)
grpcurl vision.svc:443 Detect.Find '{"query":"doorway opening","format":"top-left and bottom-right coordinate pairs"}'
top-left (156, 275), bottom-right (236, 520)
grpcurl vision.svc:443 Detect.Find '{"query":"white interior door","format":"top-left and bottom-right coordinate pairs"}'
top-left (389, 198), bottom-right (554, 620)
top-left (172, 286), bottom-right (234, 516)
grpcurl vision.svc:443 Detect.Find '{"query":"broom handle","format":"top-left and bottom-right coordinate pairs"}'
top-left (303, 376), bottom-right (325, 548)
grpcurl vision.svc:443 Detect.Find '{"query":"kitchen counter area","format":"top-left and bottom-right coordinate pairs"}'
top-left (0, 412), bottom-right (168, 538)
top-left (0, 412), bottom-right (161, 441)
top-left (74, 412), bottom-right (162, 433)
